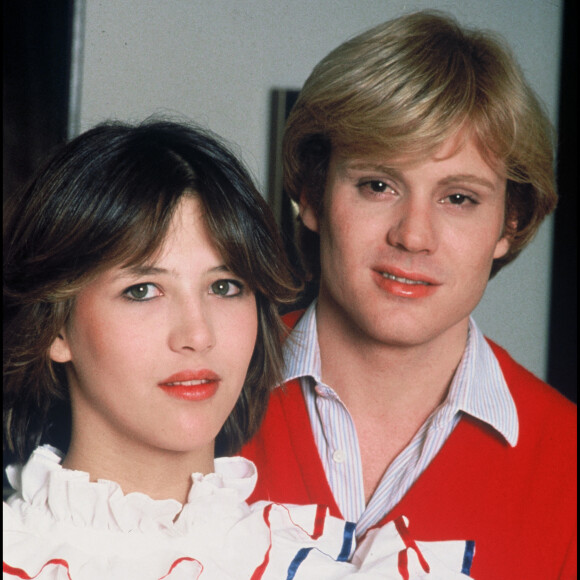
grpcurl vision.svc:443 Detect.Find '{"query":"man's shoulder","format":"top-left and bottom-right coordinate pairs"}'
top-left (281, 308), bottom-right (306, 330)
top-left (487, 338), bottom-right (576, 435)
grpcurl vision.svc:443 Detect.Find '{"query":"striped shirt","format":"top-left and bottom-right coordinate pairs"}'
top-left (281, 300), bottom-right (519, 536)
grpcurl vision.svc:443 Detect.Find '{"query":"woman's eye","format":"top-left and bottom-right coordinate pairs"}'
top-left (123, 283), bottom-right (160, 301)
top-left (210, 279), bottom-right (242, 297)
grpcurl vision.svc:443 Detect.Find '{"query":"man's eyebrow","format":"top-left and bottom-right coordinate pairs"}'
top-left (341, 161), bottom-right (393, 171)
top-left (340, 160), bottom-right (403, 179)
top-left (438, 174), bottom-right (499, 191)
top-left (342, 161), bottom-right (499, 191)
top-left (342, 161), bottom-right (396, 173)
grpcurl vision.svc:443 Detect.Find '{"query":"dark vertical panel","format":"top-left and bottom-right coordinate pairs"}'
top-left (548, 0), bottom-right (577, 402)
top-left (3, 0), bottom-right (74, 494)
top-left (3, 0), bottom-right (73, 200)
top-left (267, 89), bottom-right (318, 313)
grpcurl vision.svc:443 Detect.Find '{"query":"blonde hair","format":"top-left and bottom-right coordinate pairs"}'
top-left (284, 10), bottom-right (557, 278)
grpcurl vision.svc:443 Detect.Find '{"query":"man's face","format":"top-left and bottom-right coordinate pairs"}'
top-left (300, 132), bottom-right (510, 350)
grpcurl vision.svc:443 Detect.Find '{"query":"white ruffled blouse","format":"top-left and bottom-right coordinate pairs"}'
top-left (3, 445), bottom-right (473, 579)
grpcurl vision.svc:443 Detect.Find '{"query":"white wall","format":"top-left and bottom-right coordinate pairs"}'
top-left (77, 0), bottom-right (563, 380)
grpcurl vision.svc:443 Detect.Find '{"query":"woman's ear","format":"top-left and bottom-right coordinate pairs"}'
top-left (50, 331), bottom-right (72, 363)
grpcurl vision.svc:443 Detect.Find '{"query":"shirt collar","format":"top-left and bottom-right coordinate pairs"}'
top-left (282, 300), bottom-right (322, 384)
top-left (281, 301), bottom-right (518, 447)
top-left (443, 318), bottom-right (519, 446)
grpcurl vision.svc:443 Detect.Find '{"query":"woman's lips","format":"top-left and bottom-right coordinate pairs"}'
top-left (158, 370), bottom-right (220, 401)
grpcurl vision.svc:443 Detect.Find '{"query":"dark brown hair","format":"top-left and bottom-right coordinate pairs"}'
top-left (4, 119), bottom-right (298, 463)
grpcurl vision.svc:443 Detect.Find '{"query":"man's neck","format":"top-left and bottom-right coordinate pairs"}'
top-left (314, 298), bottom-right (469, 501)
top-left (315, 301), bottom-right (468, 416)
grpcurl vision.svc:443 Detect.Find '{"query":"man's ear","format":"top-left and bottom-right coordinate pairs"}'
top-left (494, 218), bottom-right (517, 260)
top-left (299, 189), bottom-right (320, 234)
top-left (49, 331), bottom-right (72, 363)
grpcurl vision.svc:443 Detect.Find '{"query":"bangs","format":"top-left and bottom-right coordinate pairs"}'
top-left (106, 193), bottom-right (182, 272)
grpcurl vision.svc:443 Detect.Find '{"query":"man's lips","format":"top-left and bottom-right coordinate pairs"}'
top-left (380, 272), bottom-right (430, 285)
top-left (375, 266), bottom-right (440, 286)
top-left (158, 370), bottom-right (220, 401)
top-left (372, 267), bottom-right (440, 298)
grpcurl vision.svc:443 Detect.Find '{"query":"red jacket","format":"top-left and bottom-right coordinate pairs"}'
top-left (241, 313), bottom-right (577, 579)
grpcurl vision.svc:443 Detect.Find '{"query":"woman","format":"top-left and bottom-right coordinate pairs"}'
top-left (3, 119), bottom-right (473, 579)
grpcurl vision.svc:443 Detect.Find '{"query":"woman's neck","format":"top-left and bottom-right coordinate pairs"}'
top-left (63, 433), bottom-right (215, 505)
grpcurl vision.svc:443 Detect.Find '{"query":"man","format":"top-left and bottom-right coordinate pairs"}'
top-left (242, 11), bottom-right (576, 578)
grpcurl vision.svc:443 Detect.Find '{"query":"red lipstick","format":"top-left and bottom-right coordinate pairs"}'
top-left (158, 370), bottom-right (220, 401)
top-left (372, 267), bottom-right (440, 299)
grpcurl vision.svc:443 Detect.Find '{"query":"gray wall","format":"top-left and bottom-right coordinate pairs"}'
top-left (76, 0), bottom-right (563, 380)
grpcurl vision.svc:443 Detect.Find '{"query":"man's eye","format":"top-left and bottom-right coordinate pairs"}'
top-left (369, 180), bottom-right (388, 192)
top-left (358, 180), bottom-right (396, 197)
top-left (447, 193), bottom-right (476, 205)
top-left (362, 180), bottom-right (390, 193)
top-left (210, 280), bottom-right (242, 297)
top-left (123, 283), bottom-right (160, 301)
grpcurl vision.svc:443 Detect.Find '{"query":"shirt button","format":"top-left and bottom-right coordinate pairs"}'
top-left (332, 449), bottom-right (345, 463)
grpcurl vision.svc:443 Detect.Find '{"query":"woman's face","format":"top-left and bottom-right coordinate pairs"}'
top-left (50, 195), bottom-right (258, 466)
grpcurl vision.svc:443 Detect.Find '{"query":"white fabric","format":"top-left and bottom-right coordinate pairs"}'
top-left (3, 445), bottom-right (474, 579)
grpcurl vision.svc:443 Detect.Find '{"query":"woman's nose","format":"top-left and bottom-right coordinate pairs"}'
top-left (167, 301), bottom-right (215, 353)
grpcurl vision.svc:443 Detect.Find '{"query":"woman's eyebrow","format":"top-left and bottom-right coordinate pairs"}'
top-left (113, 263), bottom-right (233, 280)
top-left (115, 265), bottom-right (168, 279)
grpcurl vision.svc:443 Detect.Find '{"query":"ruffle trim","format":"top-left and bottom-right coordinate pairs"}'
top-left (5, 445), bottom-right (257, 533)
top-left (3, 505), bottom-right (475, 579)
top-left (3, 502), bottom-right (357, 579)
top-left (3, 557), bottom-right (205, 580)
